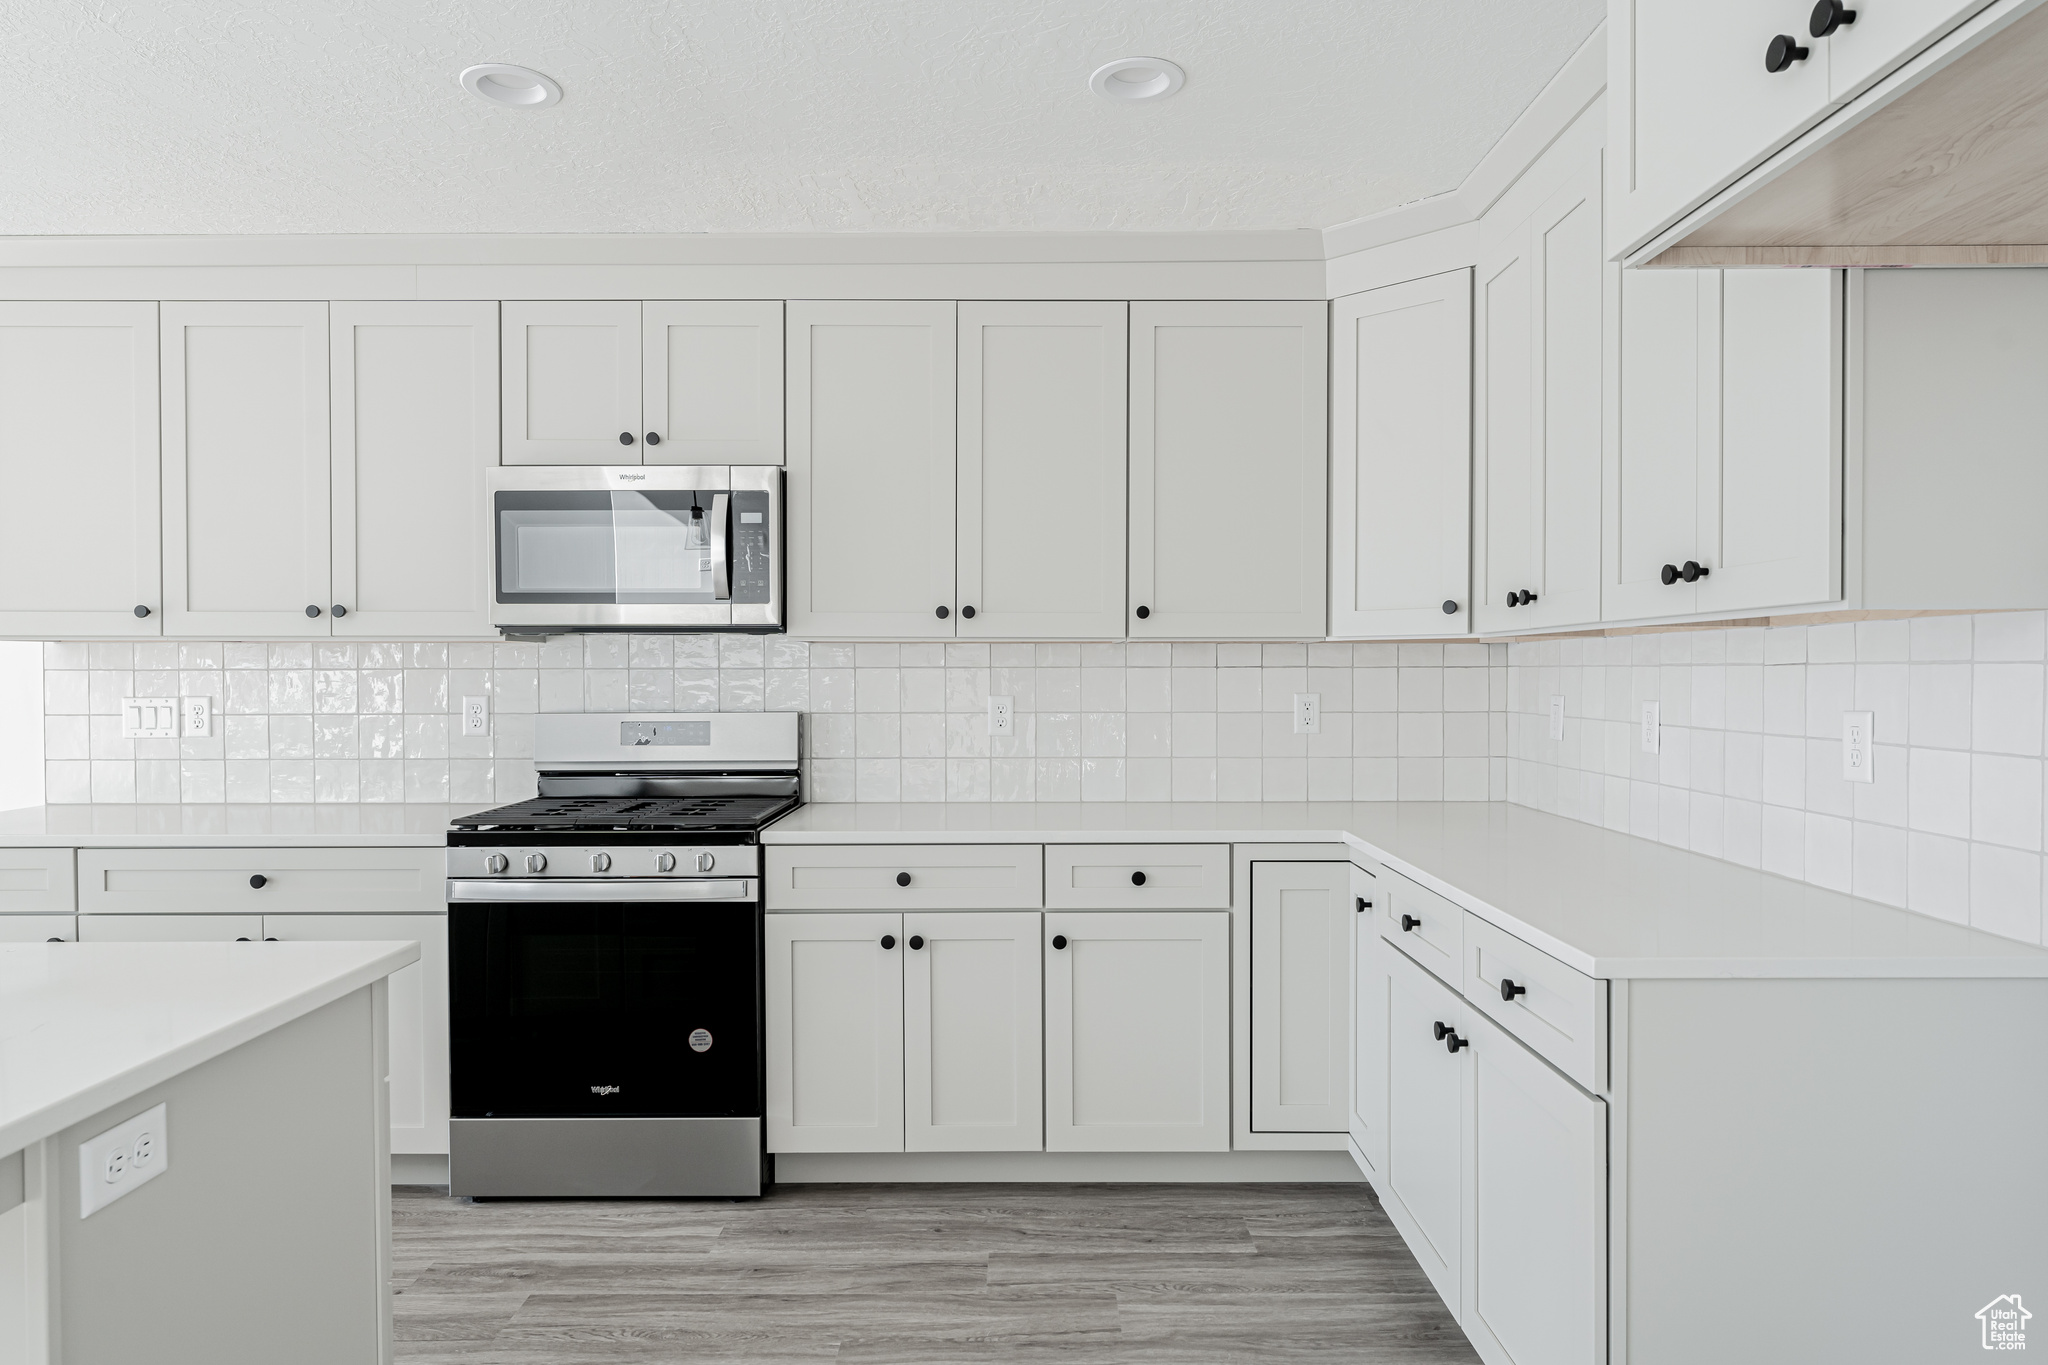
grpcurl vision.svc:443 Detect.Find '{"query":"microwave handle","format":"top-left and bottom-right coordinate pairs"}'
top-left (709, 492), bottom-right (731, 602)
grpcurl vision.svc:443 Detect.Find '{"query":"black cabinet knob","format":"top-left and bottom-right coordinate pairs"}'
top-left (133, 605), bottom-right (151, 618)
top-left (881, 934), bottom-right (896, 949)
top-left (1660, 563), bottom-right (1680, 586)
top-left (1356, 897), bottom-right (1372, 912)
top-left (1764, 33), bottom-right (1810, 71)
top-left (46, 937), bottom-right (63, 942)
top-left (1441, 600), bottom-right (1458, 615)
top-left (1445, 1030), bottom-right (1469, 1053)
top-left (645, 432), bottom-right (662, 446)
top-left (935, 606), bottom-right (950, 619)
top-left (1501, 977), bottom-right (1527, 1001)
top-left (1680, 560), bottom-right (1710, 583)
top-left (249, 874), bottom-right (267, 889)
top-left (1810, 0), bottom-right (1856, 36)
top-left (264, 936), bottom-right (278, 941)
top-left (896, 871), bottom-right (912, 886)
top-left (619, 431), bottom-right (636, 445)
top-left (1507, 589), bottom-right (1538, 607)
top-left (1131, 871), bottom-right (1147, 887)
top-left (1052, 934), bottom-right (1068, 950)
top-left (1433, 1020), bottom-right (1449, 1041)
top-left (305, 604), bottom-right (322, 617)
top-left (908, 935), bottom-right (925, 950)
top-left (1505, 592), bottom-right (1518, 608)
top-left (332, 605), bottom-right (347, 618)
top-left (962, 606), bottom-right (976, 619)
top-left (236, 936), bottom-right (252, 941)
top-left (1400, 913), bottom-right (1421, 932)
top-left (1135, 605), bottom-right (1151, 620)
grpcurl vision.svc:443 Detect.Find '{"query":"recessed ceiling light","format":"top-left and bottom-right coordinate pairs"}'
top-left (459, 63), bottom-right (563, 110)
top-left (1088, 57), bottom-right (1186, 102)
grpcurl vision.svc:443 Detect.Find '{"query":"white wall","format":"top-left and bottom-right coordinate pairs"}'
top-left (0, 641), bottom-right (42, 811)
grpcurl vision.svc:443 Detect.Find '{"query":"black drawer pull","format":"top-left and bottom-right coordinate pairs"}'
top-left (1400, 913), bottom-right (1421, 932)
top-left (249, 874), bottom-right (267, 889)
top-left (1500, 978), bottom-right (1527, 1001)
top-left (896, 871), bottom-right (912, 887)
top-left (1130, 871), bottom-right (1147, 886)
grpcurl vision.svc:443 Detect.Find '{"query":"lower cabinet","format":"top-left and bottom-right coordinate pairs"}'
top-left (1381, 944), bottom-right (1472, 1309)
top-left (1348, 864), bottom-right (1386, 1177)
top-left (1044, 910), bottom-right (1230, 1153)
top-left (0, 914), bottom-right (76, 942)
top-left (905, 911), bottom-right (1042, 1153)
top-left (1249, 861), bottom-right (1350, 1133)
top-left (765, 912), bottom-right (906, 1153)
top-left (79, 913), bottom-right (263, 941)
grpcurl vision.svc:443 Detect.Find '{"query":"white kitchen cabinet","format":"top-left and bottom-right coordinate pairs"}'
top-left (766, 911), bottom-right (905, 1153)
top-left (0, 848), bottom-right (75, 914)
top-left (1348, 864), bottom-right (1386, 1178)
top-left (1380, 942), bottom-right (1470, 1313)
top-left (1044, 910), bottom-right (1229, 1152)
top-left (0, 303), bottom-right (161, 637)
top-left (263, 913), bottom-right (450, 1155)
top-left (643, 300), bottom-right (784, 465)
top-left (77, 847), bottom-right (446, 916)
top-left (1249, 861), bottom-right (1349, 1134)
top-left (0, 915), bottom-right (75, 942)
top-left (501, 300), bottom-right (641, 464)
top-left (162, 302), bottom-right (332, 637)
top-left (1130, 302), bottom-right (1327, 640)
top-left (1826, 0), bottom-right (1990, 99)
top-left (1329, 272), bottom-right (1471, 637)
top-left (786, 301), bottom-right (957, 638)
top-left (78, 914), bottom-right (265, 941)
top-left (1604, 268), bottom-right (1840, 622)
top-left (956, 301), bottom-right (1127, 639)
top-left (1475, 154), bottom-right (1604, 633)
top-left (330, 302), bottom-right (498, 638)
top-left (903, 911), bottom-right (1043, 1152)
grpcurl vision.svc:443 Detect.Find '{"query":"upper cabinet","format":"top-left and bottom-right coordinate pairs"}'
top-left (1131, 302), bottom-right (1328, 640)
top-left (0, 302), bottom-right (161, 637)
top-left (162, 302), bottom-right (333, 638)
top-left (957, 302), bottom-right (1127, 640)
top-left (1330, 273), bottom-right (1471, 638)
top-left (504, 300), bottom-right (784, 465)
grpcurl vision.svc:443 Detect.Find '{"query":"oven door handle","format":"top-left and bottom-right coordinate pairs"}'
top-left (709, 492), bottom-right (731, 602)
top-left (446, 878), bottom-right (754, 903)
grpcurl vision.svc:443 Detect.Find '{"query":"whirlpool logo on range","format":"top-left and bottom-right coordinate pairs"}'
top-left (590, 1085), bottom-right (622, 1096)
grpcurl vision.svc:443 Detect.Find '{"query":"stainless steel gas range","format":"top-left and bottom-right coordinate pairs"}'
top-left (444, 711), bottom-right (800, 1198)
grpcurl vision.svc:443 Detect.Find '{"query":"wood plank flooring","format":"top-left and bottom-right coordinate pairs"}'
top-left (392, 1181), bottom-right (1477, 1363)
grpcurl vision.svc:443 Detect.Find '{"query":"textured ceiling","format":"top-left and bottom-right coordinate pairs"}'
top-left (0, 0), bottom-right (1601, 236)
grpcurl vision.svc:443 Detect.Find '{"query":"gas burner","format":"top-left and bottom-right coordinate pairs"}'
top-left (451, 792), bottom-right (799, 833)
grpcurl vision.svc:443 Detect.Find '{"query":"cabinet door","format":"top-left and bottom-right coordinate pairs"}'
top-left (331, 302), bottom-right (498, 638)
top-left (501, 301), bottom-right (641, 464)
top-left (1382, 943), bottom-right (1469, 1314)
top-left (1615, 0), bottom-right (1834, 254)
top-left (1044, 910), bottom-right (1229, 1152)
top-left (1604, 270), bottom-right (1710, 621)
top-left (786, 301), bottom-right (956, 637)
top-left (1462, 1006), bottom-right (1606, 1365)
top-left (1477, 161), bottom-right (1604, 633)
top-left (1131, 302), bottom-right (1327, 640)
top-left (263, 913), bottom-right (450, 1155)
top-left (904, 911), bottom-right (1042, 1152)
top-left (0, 915), bottom-right (75, 942)
top-left (957, 302), bottom-right (1127, 639)
top-left (0, 303), bottom-right (161, 636)
top-left (1330, 273), bottom-right (1472, 637)
top-left (1250, 862), bottom-right (1349, 1134)
top-left (78, 914), bottom-right (263, 941)
top-left (765, 912), bottom-right (905, 1152)
top-left (162, 302), bottom-right (331, 637)
top-left (1695, 268), bottom-right (1841, 616)
top-left (643, 300), bottom-right (784, 465)
top-left (1348, 866), bottom-right (1387, 1179)
top-left (1829, 0), bottom-right (1989, 99)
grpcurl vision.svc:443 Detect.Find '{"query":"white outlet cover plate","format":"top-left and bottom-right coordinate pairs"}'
top-left (180, 695), bottom-right (211, 738)
top-left (1549, 695), bottom-right (1566, 741)
top-left (80, 1101), bottom-right (168, 1217)
top-left (1293, 692), bottom-right (1321, 734)
top-left (986, 695), bottom-right (1014, 736)
top-left (1641, 701), bottom-right (1661, 754)
top-left (461, 695), bottom-right (489, 736)
top-left (1842, 710), bottom-right (1875, 783)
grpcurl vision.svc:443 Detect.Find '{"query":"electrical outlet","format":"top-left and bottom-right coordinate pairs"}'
top-left (1842, 711), bottom-right (1875, 783)
top-left (1293, 693), bottom-right (1321, 734)
top-left (461, 696), bottom-right (489, 737)
top-left (119, 698), bottom-right (177, 740)
top-left (1549, 695), bottom-right (1566, 741)
top-left (1640, 701), bottom-right (1661, 754)
top-left (79, 1102), bottom-right (168, 1218)
top-left (179, 696), bottom-right (211, 738)
top-left (987, 695), bottom-right (1014, 736)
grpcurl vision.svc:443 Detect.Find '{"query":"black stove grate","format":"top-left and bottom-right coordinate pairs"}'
top-left (451, 794), bottom-right (799, 831)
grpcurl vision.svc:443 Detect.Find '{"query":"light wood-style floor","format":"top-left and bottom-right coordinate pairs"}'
top-left (391, 1181), bottom-right (1477, 1363)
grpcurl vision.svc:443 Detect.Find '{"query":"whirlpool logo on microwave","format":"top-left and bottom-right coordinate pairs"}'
top-left (590, 1085), bottom-right (622, 1096)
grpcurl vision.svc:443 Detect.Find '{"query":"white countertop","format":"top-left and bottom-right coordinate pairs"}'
top-left (764, 801), bottom-right (2048, 980)
top-left (0, 803), bottom-right (486, 847)
top-left (0, 939), bottom-right (421, 1156)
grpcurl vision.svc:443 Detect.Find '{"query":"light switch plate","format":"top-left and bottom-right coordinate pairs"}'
top-left (119, 698), bottom-right (178, 740)
top-left (179, 696), bottom-right (211, 738)
top-left (79, 1102), bottom-right (168, 1218)
top-left (461, 696), bottom-right (489, 737)
top-left (1549, 696), bottom-right (1566, 741)
top-left (1293, 693), bottom-right (1321, 734)
top-left (1842, 711), bottom-right (1874, 783)
top-left (986, 695), bottom-right (1014, 737)
top-left (1641, 701), bottom-right (1661, 754)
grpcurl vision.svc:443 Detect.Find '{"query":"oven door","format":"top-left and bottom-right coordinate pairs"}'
top-left (487, 465), bottom-right (782, 632)
top-left (450, 881), bottom-right (762, 1120)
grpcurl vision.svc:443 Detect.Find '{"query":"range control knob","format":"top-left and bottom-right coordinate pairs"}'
top-left (525, 853), bottom-right (547, 874)
top-left (485, 853), bottom-right (508, 874)
top-left (590, 852), bottom-right (612, 873)
top-left (696, 851), bottom-right (716, 872)
top-left (656, 852), bottom-right (677, 873)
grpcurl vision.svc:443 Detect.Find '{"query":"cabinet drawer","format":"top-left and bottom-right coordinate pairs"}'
top-left (0, 914), bottom-right (76, 942)
top-left (1463, 914), bottom-right (1606, 1093)
top-left (764, 845), bottom-right (1042, 910)
top-left (0, 848), bottom-right (75, 913)
top-left (1378, 867), bottom-right (1465, 985)
top-left (1045, 844), bottom-right (1229, 909)
top-left (78, 847), bottom-right (445, 916)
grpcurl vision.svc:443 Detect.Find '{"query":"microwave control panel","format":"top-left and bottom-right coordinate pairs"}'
top-left (730, 491), bottom-right (772, 603)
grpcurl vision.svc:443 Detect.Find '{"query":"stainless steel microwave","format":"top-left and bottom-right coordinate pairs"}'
top-left (487, 466), bottom-right (784, 634)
